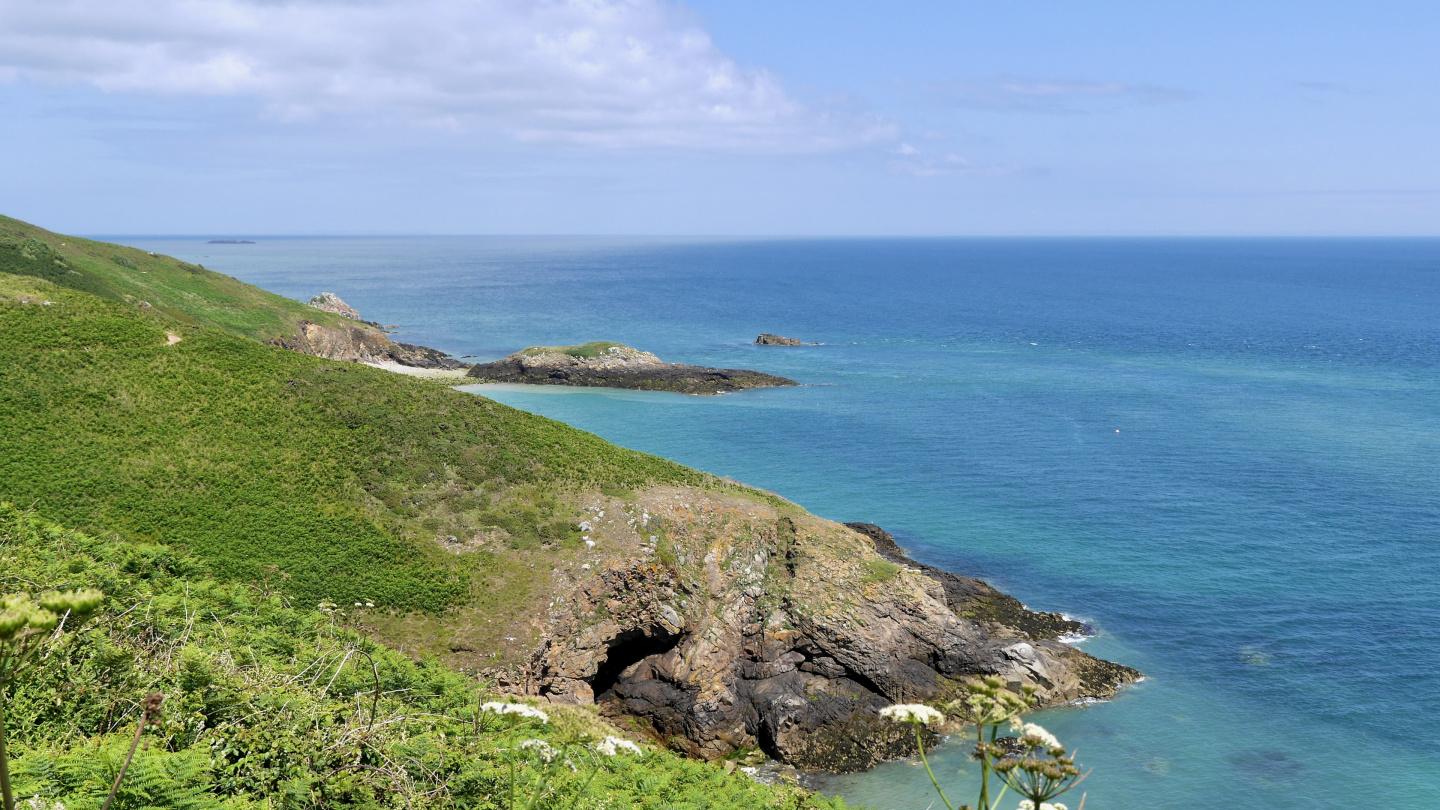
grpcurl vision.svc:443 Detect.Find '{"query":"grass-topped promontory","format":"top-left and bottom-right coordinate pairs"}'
top-left (0, 215), bottom-right (361, 343)
top-left (518, 341), bottom-right (625, 359)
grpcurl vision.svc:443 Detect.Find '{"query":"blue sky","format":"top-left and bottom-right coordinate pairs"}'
top-left (1, 0), bottom-right (1437, 235)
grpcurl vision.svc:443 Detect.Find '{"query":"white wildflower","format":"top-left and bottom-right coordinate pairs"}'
top-left (1022, 723), bottom-right (1061, 750)
top-left (480, 701), bottom-right (550, 723)
top-left (878, 704), bottom-right (945, 726)
top-left (519, 739), bottom-right (558, 762)
top-left (354, 602), bottom-right (363, 607)
top-left (1018, 802), bottom-right (1066, 810)
top-left (595, 736), bottom-right (643, 757)
top-left (585, 539), bottom-right (596, 548)
top-left (365, 602), bottom-right (374, 608)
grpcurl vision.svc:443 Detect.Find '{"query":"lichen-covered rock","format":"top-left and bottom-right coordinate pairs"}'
top-left (307, 292), bottom-right (363, 321)
top-left (524, 489), bottom-right (1141, 773)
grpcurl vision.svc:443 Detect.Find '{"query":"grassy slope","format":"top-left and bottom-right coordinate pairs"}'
top-left (0, 272), bottom-right (709, 620)
top-left (0, 214), bottom-right (358, 343)
top-left (0, 504), bottom-right (840, 810)
top-left (0, 220), bottom-right (839, 806)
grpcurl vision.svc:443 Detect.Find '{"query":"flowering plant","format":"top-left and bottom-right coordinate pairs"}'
top-left (879, 676), bottom-right (1089, 810)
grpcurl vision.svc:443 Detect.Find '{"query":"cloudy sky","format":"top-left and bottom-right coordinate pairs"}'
top-left (2, 0), bottom-right (1437, 235)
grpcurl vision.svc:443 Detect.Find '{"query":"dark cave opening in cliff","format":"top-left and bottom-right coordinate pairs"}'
top-left (591, 630), bottom-right (679, 701)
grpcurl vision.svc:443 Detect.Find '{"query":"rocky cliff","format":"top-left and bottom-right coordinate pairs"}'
top-left (273, 293), bottom-right (468, 369)
top-left (512, 487), bottom-right (1140, 773)
top-left (466, 343), bottom-right (797, 395)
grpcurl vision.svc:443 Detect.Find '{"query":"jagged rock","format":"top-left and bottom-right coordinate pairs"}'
top-left (844, 522), bottom-right (1093, 641)
top-left (273, 320), bottom-right (469, 370)
top-left (755, 334), bottom-right (802, 346)
top-left (525, 491), bottom-right (1141, 773)
top-left (467, 342), bottom-right (796, 395)
top-left (307, 292), bottom-right (363, 321)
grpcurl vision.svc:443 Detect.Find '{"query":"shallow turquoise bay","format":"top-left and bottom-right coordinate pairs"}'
top-left (117, 236), bottom-right (1440, 808)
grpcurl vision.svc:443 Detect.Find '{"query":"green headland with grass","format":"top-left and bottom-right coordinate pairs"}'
top-left (0, 216), bottom-right (1134, 809)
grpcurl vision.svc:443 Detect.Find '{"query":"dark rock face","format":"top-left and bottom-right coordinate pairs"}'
top-left (756, 333), bottom-right (803, 346)
top-left (387, 341), bottom-right (470, 370)
top-left (467, 346), bottom-right (797, 395)
top-left (527, 494), bottom-right (1141, 773)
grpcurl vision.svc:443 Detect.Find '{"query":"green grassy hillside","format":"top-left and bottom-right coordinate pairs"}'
top-left (0, 504), bottom-right (840, 810)
top-left (0, 222), bottom-right (843, 807)
top-left (0, 271), bottom-right (705, 619)
top-left (0, 215), bottom-right (358, 343)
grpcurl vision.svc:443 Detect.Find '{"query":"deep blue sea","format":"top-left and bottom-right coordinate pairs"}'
top-left (114, 236), bottom-right (1440, 809)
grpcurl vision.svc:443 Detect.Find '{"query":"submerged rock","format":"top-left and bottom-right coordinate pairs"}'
top-left (466, 342), bottom-right (797, 395)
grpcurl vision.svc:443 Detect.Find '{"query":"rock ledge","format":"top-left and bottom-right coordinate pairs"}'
top-left (467, 342), bottom-right (797, 395)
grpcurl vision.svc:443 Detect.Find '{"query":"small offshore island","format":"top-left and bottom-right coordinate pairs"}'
top-left (467, 341), bottom-right (798, 395)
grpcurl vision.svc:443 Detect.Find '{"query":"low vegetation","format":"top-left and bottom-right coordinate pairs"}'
top-left (0, 215), bottom-right (356, 345)
top-left (0, 504), bottom-right (843, 809)
top-left (517, 342), bottom-right (625, 359)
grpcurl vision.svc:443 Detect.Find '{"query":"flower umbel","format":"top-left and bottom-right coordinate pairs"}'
top-left (479, 701), bottom-right (550, 723)
top-left (878, 703), bottom-right (945, 726)
top-left (595, 736), bottom-right (643, 757)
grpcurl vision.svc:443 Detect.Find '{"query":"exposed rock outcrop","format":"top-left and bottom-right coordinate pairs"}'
top-left (844, 522), bottom-right (1094, 641)
top-left (521, 489), bottom-right (1140, 773)
top-left (307, 292), bottom-right (363, 321)
top-left (467, 342), bottom-right (797, 395)
top-left (274, 319), bottom-right (469, 370)
top-left (756, 333), bottom-right (802, 346)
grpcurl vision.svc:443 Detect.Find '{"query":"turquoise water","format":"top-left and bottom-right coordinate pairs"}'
top-left (116, 236), bottom-right (1440, 808)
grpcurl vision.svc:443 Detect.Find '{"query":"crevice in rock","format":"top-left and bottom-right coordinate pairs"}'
top-left (590, 629), bottom-right (682, 700)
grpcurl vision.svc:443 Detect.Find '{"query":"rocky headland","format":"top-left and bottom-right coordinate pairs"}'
top-left (275, 292), bottom-right (470, 371)
top-left (472, 488), bottom-right (1141, 773)
top-left (466, 342), bottom-right (798, 395)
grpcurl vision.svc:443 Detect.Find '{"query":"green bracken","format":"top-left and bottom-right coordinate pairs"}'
top-left (0, 504), bottom-right (845, 809)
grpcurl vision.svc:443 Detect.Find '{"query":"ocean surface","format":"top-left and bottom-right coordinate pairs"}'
top-left (114, 236), bottom-right (1440, 809)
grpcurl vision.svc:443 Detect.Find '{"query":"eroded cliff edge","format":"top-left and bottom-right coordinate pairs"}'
top-left (501, 487), bottom-right (1140, 773)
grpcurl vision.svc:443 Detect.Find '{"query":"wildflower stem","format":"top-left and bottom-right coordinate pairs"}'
top-left (914, 723), bottom-right (955, 810)
top-left (0, 695), bottom-right (14, 810)
top-left (100, 703), bottom-right (149, 810)
top-left (975, 721), bottom-right (989, 810)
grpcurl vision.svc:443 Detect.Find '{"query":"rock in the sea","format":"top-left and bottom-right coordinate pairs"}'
top-left (755, 333), bottom-right (803, 346)
top-left (467, 342), bottom-right (797, 395)
top-left (307, 292), bottom-right (363, 321)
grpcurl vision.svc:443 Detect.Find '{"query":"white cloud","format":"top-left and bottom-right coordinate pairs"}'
top-left (925, 75), bottom-right (1189, 113)
top-left (0, 0), bottom-right (893, 151)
